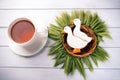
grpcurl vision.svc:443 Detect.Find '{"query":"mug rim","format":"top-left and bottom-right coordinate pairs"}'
top-left (8, 17), bottom-right (37, 46)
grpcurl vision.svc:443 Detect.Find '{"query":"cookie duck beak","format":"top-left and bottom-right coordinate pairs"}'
top-left (61, 29), bottom-right (66, 34)
top-left (70, 19), bottom-right (74, 24)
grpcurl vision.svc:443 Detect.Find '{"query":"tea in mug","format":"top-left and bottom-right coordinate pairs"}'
top-left (10, 20), bottom-right (35, 43)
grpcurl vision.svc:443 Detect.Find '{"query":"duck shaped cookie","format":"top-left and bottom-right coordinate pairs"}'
top-left (72, 18), bottom-right (92, 43)
top-left (62, 26), bottom-right (89, 53)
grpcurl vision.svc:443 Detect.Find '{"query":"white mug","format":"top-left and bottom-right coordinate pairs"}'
top-left (8, 18), bottom-right (48, 56)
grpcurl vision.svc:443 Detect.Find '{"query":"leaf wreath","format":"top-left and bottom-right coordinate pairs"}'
top-left (48, 10), bottom-right (111, 79)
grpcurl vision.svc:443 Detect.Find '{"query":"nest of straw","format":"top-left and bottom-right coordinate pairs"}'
top-left (62, 25), bottom-right (97, 57)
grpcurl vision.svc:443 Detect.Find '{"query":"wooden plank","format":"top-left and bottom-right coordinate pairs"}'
top-left (0, 0), bottom-right (120, 9)
top-left (0, 28), bottom-right (9, 46)
top-left (0, 47), bottom-right (120, 68)
top-left (85, 69), bottom-right (120, 80)
top-left (99, 28), bottom-right (120, 47)
top-left (0, 9), bottom-right (119, 27)
top-left (0, 1), bottom-right (119, 80)
top-left (0, 28), bottom-right (119, 47)
top-left (0, 47), bottom-right (54, 67)
top-left (0, 68), bottom-right (120, 80)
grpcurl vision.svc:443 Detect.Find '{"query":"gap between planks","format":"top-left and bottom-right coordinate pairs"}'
top-left (0, 8), bottom-right (120, 10)
top-left (0, 45), bottom-right (120, 48)
top-left (0, 66), bottom-right (120, 70)
top-left (1, 27), bottom-right (120, 28)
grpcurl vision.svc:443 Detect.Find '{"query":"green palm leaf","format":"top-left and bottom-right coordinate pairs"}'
top-left (90, 55), bottom-right (98, 66)
top-left (75, 58), bottom-right (86, 78)
top-left (92, 46), bottom-right (108, 62)
top-left (70, 57), bottom-right (76, 75)
top-left (49, 44), bottom-right (62, 55)
top-left (64, 55), bottom-right (71, 74)
top-left (83, 56), bottom-right (93, 71)
top-left (54, 58), bottom-right (65, 67)
top-left (55, 12), bottom-right (71, 28)
top-left (84, 11), bottom-right (92, 26)
top-left (90, 12), bottom-right (99, 29)
top-left (71, 10), bottom-right (80, 19)
top-left (79, 10), bottom-right (85, 24)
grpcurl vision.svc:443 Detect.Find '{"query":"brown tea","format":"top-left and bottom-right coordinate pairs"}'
top-left (11, 20), bottom-right (35, 43)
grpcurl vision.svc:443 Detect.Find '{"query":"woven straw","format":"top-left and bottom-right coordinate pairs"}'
top-left (62, 25), bottom-right (97, 57)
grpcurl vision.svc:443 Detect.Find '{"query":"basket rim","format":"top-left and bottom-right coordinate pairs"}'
top-left (62, 25), bottom-right (97, 58)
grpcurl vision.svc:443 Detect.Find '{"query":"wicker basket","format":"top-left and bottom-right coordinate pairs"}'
top-left (62, 25), bottom-right (97, 57)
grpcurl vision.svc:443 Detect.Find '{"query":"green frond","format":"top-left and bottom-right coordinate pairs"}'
top-left (61, 12), bottom-right (71, 26)
top-left (75, 58), bottom-right (86, 78)
top-left (55, 12), bottom-right (71, 28)
top-left (90, 12), bottom-right (99, 29)
top-left (50, 39), bottom-right (62, 47)
top-left (48, 29), bottom-right (60, 36)
top-left (55, 16), bottom-right (65, 28)
top-left (93, 22), bottom-right (106, 31)
top-left (79, 10), bottom-right (85, 24)
top-left (97, 36), bottom-right (104, 43)
top-left (54, 57), bottom-right (65, 67)
top-left (92, 46), bottom-right (108, 62)
top-left (70, 57), bottom-right (76, 75)
top-left (54, 51), bottom-right (65, 60)
top-left (71, 10), bottom-right (80, 19)
top-left (92, 52), bottom-right (107, 62)
top-left (84, 11), bottom-right (92, 26)
top-left (48, 34), bottom-right (60, 40)
top-left (97, 31), bottom-right (112, 39)
top-left (49, 24), bottom-right (62, 31)
top-left (83, 56), bottom-right (93, 71)
top-left (64, 55), bottom-right (71, 74)
top-left (90, 55), bottom-right (98, 66)
top-left (54, 49), bottom-right (67, 67)
top-left (48, 25), bottom-right (62, 40)
top-left (49, 44), bottom-right (63, 55)
top-left (97, 46), bottom-right (109, 58)
top-left (61, 62), bottom-right (65, 69)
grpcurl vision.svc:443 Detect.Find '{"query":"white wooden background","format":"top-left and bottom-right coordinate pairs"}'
top-left (0, 0), bottom-right (120, 80)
